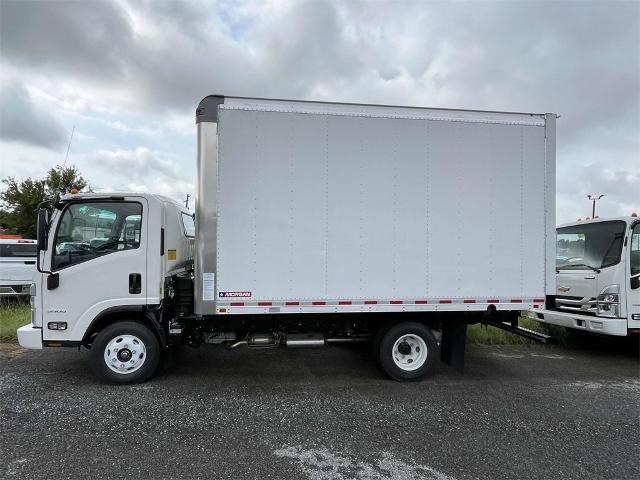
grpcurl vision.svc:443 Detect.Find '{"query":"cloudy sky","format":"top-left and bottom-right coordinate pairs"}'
top-left (0, 0), bottom-right (638, 223)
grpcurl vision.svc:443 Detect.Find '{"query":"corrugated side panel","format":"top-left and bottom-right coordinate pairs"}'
top-left (216, 108), bottom-right (546, 303)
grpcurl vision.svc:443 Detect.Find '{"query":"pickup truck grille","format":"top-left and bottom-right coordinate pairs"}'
top-left (554, 295), bottom-right (597, 316)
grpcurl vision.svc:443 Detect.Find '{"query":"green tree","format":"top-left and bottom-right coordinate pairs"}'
top-left (0, 165), bottom-right (89, 238)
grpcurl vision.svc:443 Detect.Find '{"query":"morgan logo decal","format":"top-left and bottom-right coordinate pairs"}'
top-left (219, 291), bottom-right (252, 298)
top-left (558, 286), bottom-right (571, 293)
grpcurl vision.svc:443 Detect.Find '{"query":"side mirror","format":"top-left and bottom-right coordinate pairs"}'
top-left (631, 275), bottom-right (640, 290)
top-left (37, 208), bottom-right (50, 251)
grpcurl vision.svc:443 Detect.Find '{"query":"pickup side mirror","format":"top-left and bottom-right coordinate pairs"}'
top-left (631, 275), bottom-right (640, 290)
top-left (37, 208), bottom-right (50, 251)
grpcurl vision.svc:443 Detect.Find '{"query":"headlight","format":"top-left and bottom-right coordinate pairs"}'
top-left (29, 282), bottom-right (36, 309)
top-left (597, 284), bottom-right (620, 318)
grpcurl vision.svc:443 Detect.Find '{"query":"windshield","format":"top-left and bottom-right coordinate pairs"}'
top-left (52, 201), bottom-right (142, 270)
top-left (556, 221), bottom-right (626, 270)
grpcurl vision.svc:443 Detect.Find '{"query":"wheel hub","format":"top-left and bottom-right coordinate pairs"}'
top-left (104, 334), bottom-right (146, 375)
top-left (397, 341), bottom-right (412, 355)
top-left (391, 334), bottom-right (428, 372)
top-left (117, 349), bottom-right (132, 362)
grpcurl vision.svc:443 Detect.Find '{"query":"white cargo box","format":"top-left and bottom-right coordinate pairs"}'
top-left (194, 97), bottom-right (555, 315)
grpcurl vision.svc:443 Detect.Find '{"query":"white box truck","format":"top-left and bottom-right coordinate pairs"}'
top-left (529, 215), bottom-right (640, 336)
top-left (18, 96), bottom-right (557, 384)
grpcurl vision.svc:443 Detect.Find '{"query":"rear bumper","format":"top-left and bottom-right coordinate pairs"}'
top-left (17, 324), bottom-right (43, 349)
top-left (528, 309), bottom-right (627, 336)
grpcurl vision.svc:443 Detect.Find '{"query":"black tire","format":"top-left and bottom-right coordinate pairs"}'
top-left (378, 322), bottom-right (438, 381)
top-left (90, 321), bottom-right (160, 385)
top-left (372, 324), bottom-right (390, 364)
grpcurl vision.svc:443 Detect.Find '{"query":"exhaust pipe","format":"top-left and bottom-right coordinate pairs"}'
top-left (226, 333), bottom-right (277, 349)
top-left (286, 333), bottom-right (325, 348)
top-left (226, 340), bottom-right (248, 349)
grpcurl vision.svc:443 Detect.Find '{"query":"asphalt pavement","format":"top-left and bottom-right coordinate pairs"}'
top-left (1, 338), bottom-right (639, 480)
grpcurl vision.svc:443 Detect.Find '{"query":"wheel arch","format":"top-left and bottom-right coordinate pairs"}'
top-left (82, 306), bottom-right (167, 348)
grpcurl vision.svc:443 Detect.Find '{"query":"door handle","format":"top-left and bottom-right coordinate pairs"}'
top-left (129, 273), bottom-right (142, 294)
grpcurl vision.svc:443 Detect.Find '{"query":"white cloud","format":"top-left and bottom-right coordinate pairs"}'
top-left (0, 0), bottom-right (637, 223)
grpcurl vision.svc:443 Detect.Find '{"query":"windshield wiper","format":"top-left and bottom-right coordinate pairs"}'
top-left (556, 263), bottom-right (601, 273)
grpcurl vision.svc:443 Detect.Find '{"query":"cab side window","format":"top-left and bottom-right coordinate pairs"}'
top-left (631, 224), bottom-right (640, 277)
top-left (181, 212), bottom-right (195, 237)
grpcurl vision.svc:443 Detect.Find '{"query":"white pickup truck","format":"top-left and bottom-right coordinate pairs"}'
top-left (530, 215), bottom-right (640, 336)
top-left (0, 239), bottom-right (37, 296)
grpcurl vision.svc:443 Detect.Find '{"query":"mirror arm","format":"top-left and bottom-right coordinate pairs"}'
top-left (35, 201), bottom-right (54, 275)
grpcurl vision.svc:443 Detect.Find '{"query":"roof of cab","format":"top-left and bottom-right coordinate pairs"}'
top-left (58, 192), bottom-right (190, 212)
top-left (557, 215), bottom-right (638, 229)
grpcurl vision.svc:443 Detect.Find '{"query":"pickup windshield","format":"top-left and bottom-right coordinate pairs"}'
top-left (556, 221), bottom-right (626, 270)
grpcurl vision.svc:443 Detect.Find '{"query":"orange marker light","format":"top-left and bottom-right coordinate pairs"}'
top-left (70, 188), bottom-right (79, 194)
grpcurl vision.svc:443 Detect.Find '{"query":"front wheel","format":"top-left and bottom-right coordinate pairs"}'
top-left (378, 322), bottom-right (438, 381)
top-left (91, 321), bottom-right (160, 384)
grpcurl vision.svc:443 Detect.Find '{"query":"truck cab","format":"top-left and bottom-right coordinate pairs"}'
top-left (17, 193), bottom-right (193, 353)
top-left (530, 215), bottom-right (640, 336)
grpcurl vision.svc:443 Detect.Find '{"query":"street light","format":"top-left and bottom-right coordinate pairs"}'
top-left (587, 194), bottom-right (604, 218)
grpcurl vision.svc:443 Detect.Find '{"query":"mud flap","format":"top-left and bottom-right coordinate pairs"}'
top-left (440, 317), bottom-right (467, 373)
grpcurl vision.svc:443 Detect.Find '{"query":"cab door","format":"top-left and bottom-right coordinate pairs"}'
top-left (41, 197), bottom-right (148, 342)
top-left (628, 222), bottom-right (640, 330)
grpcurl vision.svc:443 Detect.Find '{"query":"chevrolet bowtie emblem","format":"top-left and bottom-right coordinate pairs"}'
top-left (558, 286), bottom-right (571, 293)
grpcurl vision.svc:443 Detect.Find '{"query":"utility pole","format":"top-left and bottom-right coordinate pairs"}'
top-left (184, 194), bottom-right (191, 209)
top-left (587, 194), bottom-right (604, 218)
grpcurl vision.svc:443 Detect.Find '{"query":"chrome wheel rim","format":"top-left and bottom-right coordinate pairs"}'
top-left (104, 334), bottom-right (146, 375)
top-left (392, 334), bottom-right (427, 371)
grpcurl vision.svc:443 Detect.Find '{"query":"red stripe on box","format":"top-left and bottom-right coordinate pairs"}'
top-left (258, 302), bottom-right (272, 306)
top-left (338, 301), bottom-right (352, 305)
top-left (364, 300), bottom-right (378, 305)
top-left (487, 299), bottom-right (500, 303)
top-left (415, 300), bottom-right (428, 304)
top-left (230, 302), bottom-right (244, 307)
top-left (439, 300), bottom-right (452, 304)
top-left (463, 299), bottom-right (476, 304)
top-left (510, 299), bottom-right (523, 303)
top-left (312, 301), bottom-right (326, 305)
top-left (390, 300), bottom-right (403, 304)
top-left (533, 298), bottom-right (544, 303)
top-left (285, 301), bottom-right (300, 306)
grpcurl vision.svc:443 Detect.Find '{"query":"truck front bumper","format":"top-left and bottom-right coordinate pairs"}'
top-left (17, 324), bottom-right (43, 349)
top-left (528, 309), bottom-right (627, 336)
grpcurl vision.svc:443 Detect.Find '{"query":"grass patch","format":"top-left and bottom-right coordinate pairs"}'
top-left (0, 300), bottom-right (30, 343)
top-left (467, 314), bottom-right (569, 345)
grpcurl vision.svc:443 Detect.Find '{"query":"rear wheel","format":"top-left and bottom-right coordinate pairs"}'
top-left (91, 321), bottom-right (160, 384)
top-left (372, 323), bottom-right (389, 364)
top-left (378, 322), bottom-right (438, 381)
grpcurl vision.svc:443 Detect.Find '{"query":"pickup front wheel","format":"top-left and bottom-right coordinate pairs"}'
top-left (377, 322), bottom-right (438, 381)
top-left (91, 321), bottom-right (160, 384)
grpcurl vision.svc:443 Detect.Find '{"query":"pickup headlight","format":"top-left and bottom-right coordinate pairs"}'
top-left (597, 284), bottom-right (620, 318)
